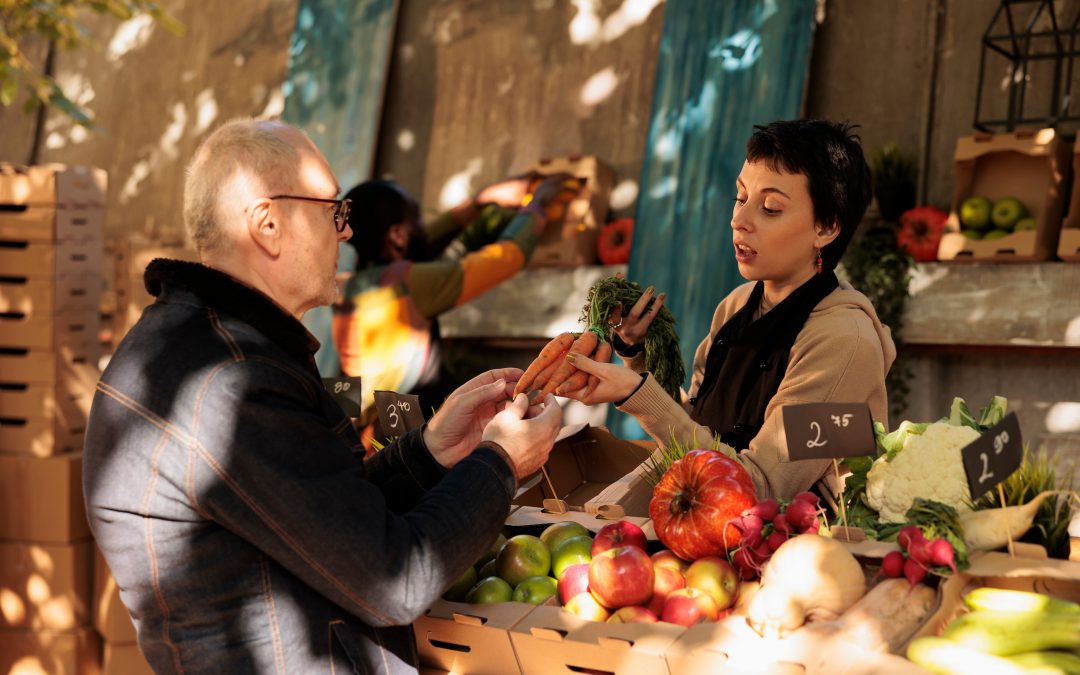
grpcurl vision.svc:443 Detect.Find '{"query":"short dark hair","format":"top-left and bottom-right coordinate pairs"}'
top-left (344, 179), bottom-right (420, 268)
top-left (745, 119), bottom-right (872, 271)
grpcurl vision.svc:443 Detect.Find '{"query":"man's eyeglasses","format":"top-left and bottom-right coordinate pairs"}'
top-left (269, 195), bottom-right (352, 233)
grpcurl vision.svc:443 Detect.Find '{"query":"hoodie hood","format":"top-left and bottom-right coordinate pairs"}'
top-left (811, 280), bottom-right (897, 378)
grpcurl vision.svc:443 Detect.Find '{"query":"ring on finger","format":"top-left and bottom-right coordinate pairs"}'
top-left (610, 320), bottom-right (623, 330)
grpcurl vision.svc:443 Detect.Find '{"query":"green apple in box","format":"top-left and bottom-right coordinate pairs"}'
top-left (959, 196), bottom-right (992, 231)
top-left (991, 197), bottom-right (1029, 231)
top-left (1014, 216), bottom-right (1036, 231)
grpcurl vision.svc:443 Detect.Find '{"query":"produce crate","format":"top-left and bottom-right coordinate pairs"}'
top-left (102, 642), bottom-right (153, 675)
top-left (0, 540), bottom-right (92, 631)
top-left (1059, 136), bottom-right (1080, 261)
top-left (0, 452), bottom-right (90, 543)
top-left (0, 308), bottom-right (99, 352)
top-left (0, 163), bottom-right (107, 209)
top-left (937, 128), bottom-right (1072, 262)
top-left (0, 275), bottom-right (103, 316)
top-left (0, 206), bottom-right (104, 243)
top-left (0, 382), bottom-right (90, 421)
top-left (526, 155), bottom-right (614, 268)
top-left (0, 345), bottom-right (99, 385)
top-left (509, 604), bottom-right (684, 675)
top-left (413, 599), bottom-right (537, 675)
top-left (0, 626), bottom-right (101, 675)
top-left (0, 238), bottom-right (104, 280)
top-left (93, 546), bottom-right (137, 643)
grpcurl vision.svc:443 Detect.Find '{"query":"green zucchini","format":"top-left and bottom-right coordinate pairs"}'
top-left (963, 588), bottom-right (1080, 615)
top-left (944, 611), bottom-right (1080, 656)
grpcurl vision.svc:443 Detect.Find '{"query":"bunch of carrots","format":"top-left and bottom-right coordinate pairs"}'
top-left (512, 276), bottom-right (684, 401)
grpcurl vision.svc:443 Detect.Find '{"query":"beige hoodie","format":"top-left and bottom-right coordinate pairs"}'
top-left (619, 280), bottom-right (896, 501)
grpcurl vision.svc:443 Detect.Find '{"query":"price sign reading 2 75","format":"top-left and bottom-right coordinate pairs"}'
top-left (961, 412), bottom-right (1023, 500)
top-left (781, 403), bottom-right (875, 462)
top-left (373, 390), bottom-right (424, 438)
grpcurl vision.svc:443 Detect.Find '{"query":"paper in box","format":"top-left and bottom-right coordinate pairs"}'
top-left (0, 540), bottom-right (92, 631)
top-left (938, 128), bottom-right (1071, 262)
top-left (0, 452), bottom-right (90, 543)
top-left (510, 603), bottom-right (684, 675)
top-left (413, 598), bottom-right (536, 675)
top-left (0, 626), bottom-right (101, 675)
top-left (526, 156), bottom-right (614, 268)
top-left (1059, 136), bottom-right (1080, 261)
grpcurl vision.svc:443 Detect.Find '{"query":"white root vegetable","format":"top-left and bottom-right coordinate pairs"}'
top-left (959, 490), bottom-right (1075, 551)
top-left (746, 534), bottom-right (866, 638)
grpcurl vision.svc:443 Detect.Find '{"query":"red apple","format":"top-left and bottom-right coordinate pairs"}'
top-left (588, 545), bottom-right (654, 609)
top-left (564, 591), bottom-right (610, 622)
top-left (661, 587), bottom-right (720, 627)
top-left (591, 520), bottom-right (648, 557)
top-left (684, 556), bottom-right (739, 611)
top-left (646, 564), bottom-right (686, 616)
top-left (557, 563), bottom-right (590, 605)
top-left (607, 606), bottom-right (659, 624)
top-left (650, 549), bottom-right (689, 575)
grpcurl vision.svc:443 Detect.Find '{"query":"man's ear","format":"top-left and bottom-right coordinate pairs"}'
top-left (814, 220), bottom-right (841, 249)
top-left (246, 198), bottom-right (282, 257)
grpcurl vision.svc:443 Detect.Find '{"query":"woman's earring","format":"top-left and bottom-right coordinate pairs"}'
top-left (815, 249), bottom-right (823, 275)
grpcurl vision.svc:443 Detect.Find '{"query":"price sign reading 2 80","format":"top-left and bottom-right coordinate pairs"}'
top-left (781, 403), bottom-right (875, 462)
top-left (373, 390), bottom-right (424, 438)
top-left (961, 412), bottom-right (1023, 500)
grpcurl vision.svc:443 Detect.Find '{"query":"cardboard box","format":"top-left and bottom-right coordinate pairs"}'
top-left (1059, 136), bottom-right (1080, 261)
top-left (0, 383), bottom-right (90, 421)
top-left (0, 308), bottom-right (99, 352)
top-left (0, 238), bottom-right (104, 280)
top-left (0, 163), bottom-right (107, 209)
top-left (93, 547), bottom-right (136, 643)
top-left (0, 416), bottom-right (84, 456)
top-left (0, 453), bottom-right (90, 543)
top-left (0, 626), bottom-right (101, 675)
top-left (414, 599), bottom-right (537, 675)
top-left (510, 604), bottom-right (684, 675)
top-left (0, 540), bottom-right (92, 631)
top-left (507, 426), bottom-right (656, 531)
top-left (102, 642), bottom-right (152, 675)
top-left (526, 156), bottom-right (614, 268)
top-left (0, 345), bottom-right (99, 386)
top-left (938, 128), bottom-right (1072, 262)
top-left (0, 207), bottom-right (104, 243)
top-left (0, 276), bottom-right (103, 316)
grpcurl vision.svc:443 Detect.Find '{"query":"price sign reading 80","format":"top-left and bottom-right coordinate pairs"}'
top-left (373, 390), bottom-right (424, 437)
top-left (961, 412), bottom-right (1023, 500)
top-left (322, 377), bottom-right (362, 417)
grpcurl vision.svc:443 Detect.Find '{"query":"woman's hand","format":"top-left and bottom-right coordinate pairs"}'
top-left (552, 352), bottom-right (643, 406)
top-left (473, 172), bottom-right (540, 208)
top-left (608, 274), bottom-right (666, 348)
top-left (527, 173), bottom-right (582, 210)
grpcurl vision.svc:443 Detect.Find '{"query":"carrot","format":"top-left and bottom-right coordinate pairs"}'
top-left (531, 350), bottom-right (570, 394)
top-left (540, 329), bottom-right (599, 397)
top-left (582, 340), bottom-right (612, 397)
top-left (558, 339), bottom-right (611, 396)
top-left (513, 332), bottom-right (575, 397)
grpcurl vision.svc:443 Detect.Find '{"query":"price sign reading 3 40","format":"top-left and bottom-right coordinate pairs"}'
top-left (960, 412), bottom-right (1023, 500)
top-left (373, 390), bottom-right (424, 437)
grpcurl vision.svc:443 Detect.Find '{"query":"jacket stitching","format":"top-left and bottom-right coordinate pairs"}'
top-left (328, 620), bottom-right (344, 675)
top-left (191, 360), bottom-right (240, 437)
top-left (141, 431), bottom-right (186, 674)
top-left (259, 554), bottom-right (287, 675)
top-left (185, 448), bottom-right (210, 520)
top-left (247, 355), bottom-right (318, 402)
top-left (332, 416), bottom-right (351, 434)
top-left (191, 439), bottom-right (393, 624)
top-left (208, 308), bottom-right (245, 362)
top-left (97, 381), bottom-right (198, 448)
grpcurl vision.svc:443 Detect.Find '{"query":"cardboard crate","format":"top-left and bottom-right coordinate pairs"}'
top-left (0, 452), bottom-right (90, 543)
top-left (0, 414), bottom-right (85, 456)
top-left (0, 276), bottom-right (103, 317)
top-left (0, 207), bottom-right (104, 243)
top-left (0, 626), bottom-right (101, 675)
top-left (0, 309), bottom-right (99, 354)
top-left (414, 599), bottom-right (537, 675)
top-left (0, 540), bottom-right (92, 631)
top-left (0, 238), bottom-right (104, 280)
top-left (102, 642), bottom-right (152, 675)
top-left (0, 163), bottom-right (107, 209)
top-left (938, 128), bottom-right (1072, 262)
top-left (0, 382), bottom-right (91, 421)
top-left (510, 604), bottom-right (684, 675)
top-left (93, 547), bottom-right (136, 643)
top-left (506, 425), bottom-right (656, 531)
top-left (1059, 136), bottom-right (1080, 261)
top-left (526, 156), bottom-right (614, 268)
top-left (0, 345), bottom-right (99, 386)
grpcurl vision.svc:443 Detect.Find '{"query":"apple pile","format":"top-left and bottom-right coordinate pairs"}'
top-left (958, 195), bottom-right (1034, 241)
top-left (727, 492), bottom-right (823, 581)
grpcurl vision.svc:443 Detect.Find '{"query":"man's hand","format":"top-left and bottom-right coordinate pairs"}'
top-left (423, 368), bottom-right (522, 468)
top-left (482, 392), bottom-right (562, 480)
top-left (549, 353), bottom-right (643, 406)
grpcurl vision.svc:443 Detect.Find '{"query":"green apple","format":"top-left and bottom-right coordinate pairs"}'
top-left (512, 576), bottom-right (558, 604)
top-left (539, 521), bottom-right (590, 552)
top-left (476, 558), bottom-right (497, 581)
top-left (959, 196), bottom-right (992, 230)
top-left (475, 533), bottom-right (507, 568)
top-left (551, 534), bottom-right (593, 579)
top-left (991, 197), bottom-right (1028, 231)
top-left (442, 565), bottom-right (478, 602)
top-left (465, 576), bottom-right (512, 604)
top-left (1014, 216), bottom-right (1036, 231)
top-left (961, 229), bottom-right (984, 240)
top-left (496, 534), bottom-right (551, 587)
top-left (983, 229), bottom-right (1009, 241)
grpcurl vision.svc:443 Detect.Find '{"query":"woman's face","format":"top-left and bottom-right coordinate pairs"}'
top-left (731, 160), bottom-right (837, 295)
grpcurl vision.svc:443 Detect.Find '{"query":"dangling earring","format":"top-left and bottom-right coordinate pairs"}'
top-left (815, 248), bottom-right (823, 275)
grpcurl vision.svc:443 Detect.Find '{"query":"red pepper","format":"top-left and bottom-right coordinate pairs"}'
top-left (897, 206), bottom-right (948, 262)
top-left (597, 218), bottom-right (634, 265)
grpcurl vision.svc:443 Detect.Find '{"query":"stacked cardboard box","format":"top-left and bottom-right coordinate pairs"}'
top-left (93, 548), bottom-right (151, 675)
top-left (0, 164), bottom-right (105, 673)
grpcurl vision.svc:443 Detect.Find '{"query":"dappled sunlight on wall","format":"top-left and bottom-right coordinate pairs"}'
top-left (438, 157), bottom-right (483, 211)
top-left (609, 179), bottom-right (639, 210)
top-left (579, 67), bottom-right (620, 108)
top-left (1045, 402), bottom-right (1080, 435)
top-left (570, 0), bottom-right (664, 46)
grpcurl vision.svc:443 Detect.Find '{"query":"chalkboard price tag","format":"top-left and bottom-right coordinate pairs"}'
top-left (322, 377), bottom-right (363, 417)
top-left (373, 390), bottom-right (425, 437)
top-left (781, 403), bottom-right (875, 462)
top-left (961, 412), bottom-right (1023, 500)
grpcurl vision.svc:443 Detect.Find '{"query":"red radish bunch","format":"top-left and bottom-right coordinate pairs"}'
top-left (881, 525), bottom-right (957, 586)
top-left (726, 492), bottom-right (823, 580)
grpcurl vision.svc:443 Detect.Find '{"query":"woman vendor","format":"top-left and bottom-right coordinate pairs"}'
top-left (559, 119), bottom-right (896, 501)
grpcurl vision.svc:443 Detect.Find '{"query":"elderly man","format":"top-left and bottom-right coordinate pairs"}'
top-left (84, 119), bottom-right (562, 673)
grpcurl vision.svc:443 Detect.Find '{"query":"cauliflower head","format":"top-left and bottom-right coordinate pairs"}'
top-left (865, 420), bottom-right (980, 523)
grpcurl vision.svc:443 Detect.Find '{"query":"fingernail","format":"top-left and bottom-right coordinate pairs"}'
top-left (565, 353), bottom-right (577, 364)
top-left (646, 286), bottom-right (655, 294)
top-left (659, 292), bottom-right (667, 300)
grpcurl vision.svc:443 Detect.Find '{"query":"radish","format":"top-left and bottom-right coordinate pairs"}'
top-left (791, 491), bottom-right (820, 508)
top-left (752, 539), bottom-right (773, 561)
top-left (800, 520), bottom-right (820, 535)
top-left (906, 536), bottom-right (932, 568)
top-left (741, 514), bottom-right (765, 534)
top-left (928, 538), bottom-right (957, 574)
top-left (731, 515), bottom-right (764, 548)
top-left (772, 513), bottom-right (792, 535)
top-left (766, 531), bottom-right (788, 552)
top-left (732, 547), bottom-right (760, 580)
top-left (903, 557), bottom-right (927, 586)
top-left (881, 551), bottom-right (905, 578)
top-left (897, 525), bottom-right (923, 551)
top-left (783, 499), bottom-right (818, 530)
top-left (747, 498), bottom-right (780, 522)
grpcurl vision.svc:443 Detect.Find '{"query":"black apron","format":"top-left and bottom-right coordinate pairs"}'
top-left (690, 272), bottom-right (839, 450)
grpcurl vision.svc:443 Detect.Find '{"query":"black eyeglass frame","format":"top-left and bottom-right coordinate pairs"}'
top-left (269, 195), bottom-right (352, 233)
